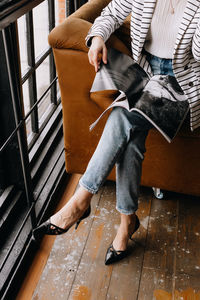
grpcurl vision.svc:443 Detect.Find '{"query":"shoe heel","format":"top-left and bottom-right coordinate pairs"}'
top-left (75, 221), bottom-right (80, 230)
top-left (74, 205), bottom-right (91, 230)
top-left (129, 215), bottom-right (140, 240)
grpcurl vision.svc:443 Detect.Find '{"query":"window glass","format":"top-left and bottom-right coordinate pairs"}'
top-left (18, 15), bottom-right (28, 76)
top-left (33, 0), bottom-right (49, 58)
top-left (36, 56), bottom-right (51, 124)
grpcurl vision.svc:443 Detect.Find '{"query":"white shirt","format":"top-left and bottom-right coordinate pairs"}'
top-left (144, 0), bottom-right (187, 58)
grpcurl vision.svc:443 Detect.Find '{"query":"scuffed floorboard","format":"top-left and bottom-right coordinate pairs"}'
top-left (17, 176), bottom-right (200, 300)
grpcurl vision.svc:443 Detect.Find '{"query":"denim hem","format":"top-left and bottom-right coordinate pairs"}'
top-left (116, 206), bottom-right (138, 215)
top-left (79, 179), bottom-right (98, 194)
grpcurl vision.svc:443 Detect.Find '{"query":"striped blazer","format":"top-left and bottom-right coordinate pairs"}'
top-left (86, 0), bottom-right (200, 132)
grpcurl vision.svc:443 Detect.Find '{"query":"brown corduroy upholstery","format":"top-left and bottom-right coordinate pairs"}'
top-left (48, 0), bottom-right (200, 196)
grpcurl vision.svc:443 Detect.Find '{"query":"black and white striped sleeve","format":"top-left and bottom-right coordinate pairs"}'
top-left (85, 0), bottom-right (132, 47)
top-left (192, 21), bottom-right (200, 62)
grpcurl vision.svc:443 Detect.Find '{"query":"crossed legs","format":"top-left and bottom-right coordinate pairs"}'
top-left (50, 108), bottom-right (152, 250)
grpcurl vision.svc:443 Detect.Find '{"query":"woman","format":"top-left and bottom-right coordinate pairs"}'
top-left (33, 0), bottom-right (200, 265)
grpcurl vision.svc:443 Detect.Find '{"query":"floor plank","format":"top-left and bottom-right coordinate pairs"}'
top-left (16, 177), bottom-right (200, 300)
top-left (32, 188), bottom-right (101, 300)
top-left (138, 193), bottom-right (179, 299)
top-left (16, 174), bottom-right (81, 300)
top-left (175, 194), bottom-right (200, 292)
top-left (106, 187), bottom-right (152, 300)
top-left (67, 182), bottom-right (117, 300)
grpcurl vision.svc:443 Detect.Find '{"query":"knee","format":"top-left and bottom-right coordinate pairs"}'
top-left (106, 107), bottom-right (130, 131)
top-left (132, 141), bottom-right (146, 160)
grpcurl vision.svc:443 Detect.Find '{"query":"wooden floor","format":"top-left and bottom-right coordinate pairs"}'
top-left (17, 174), bottom-right (200, 300)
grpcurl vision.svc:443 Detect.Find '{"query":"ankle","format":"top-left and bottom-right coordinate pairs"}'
top-left (73, 195), bottom-right (91, 210)
top-left (78, 186), bottom-right (93, 199)
top-left (74, 187), bottom-right (92, 206)
top-left (120, 213), bottom-right (136, 226)
top-left (75, 200), bottom-right (90, 213)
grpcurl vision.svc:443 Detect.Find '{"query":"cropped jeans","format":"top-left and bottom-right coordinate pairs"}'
top-left (79, 53), bottom-right (174, 215)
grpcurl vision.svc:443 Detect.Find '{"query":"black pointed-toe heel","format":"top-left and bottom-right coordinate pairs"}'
top-left (129, 214), bottom-right (140, 241)
top-left (105, 243), bottom-right (128, 265)
top-left (105, 214), bottom-right (140, 265)
top-left (32, 219), bottom-right (70, 240)
top-left (75, 204), bottom-right (91, 230)
top-left (32, 204), bottom-right (91, 240)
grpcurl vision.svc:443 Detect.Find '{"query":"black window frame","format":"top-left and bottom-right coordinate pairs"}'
top-left (0, 1), bottom-right (73, 299)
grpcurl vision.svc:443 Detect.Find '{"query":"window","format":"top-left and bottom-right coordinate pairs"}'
top-left (0, 1), bottom-right (69, 299)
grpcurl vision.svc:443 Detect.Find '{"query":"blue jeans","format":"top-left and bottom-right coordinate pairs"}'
top-left (79, 108), bottom-right (153, 214)
top-left (145, 51), bottom-right (175, 77)
top-left (79, 54), bottom-right (174, 214)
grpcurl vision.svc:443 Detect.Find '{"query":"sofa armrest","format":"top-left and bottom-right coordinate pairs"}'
top-left (49, 16), bottom-right (131, 56)
top-left (48, 0), bottom-right (111, 50)
top-left (48, 17), bottom-right (91, 51)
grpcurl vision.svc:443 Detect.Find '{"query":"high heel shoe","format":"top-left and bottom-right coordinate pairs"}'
top-left (74, 205), bottom-right (91, 229)
top-left (32, 204), bottom-right (91, 240)
top-left (105, 214), bottom-right (140, 265)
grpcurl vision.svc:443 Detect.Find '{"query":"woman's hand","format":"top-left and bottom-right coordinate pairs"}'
top-left (88, 36), bottom-right (107, 72)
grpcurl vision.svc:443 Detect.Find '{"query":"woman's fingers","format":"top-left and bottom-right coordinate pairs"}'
top-left (88, 36), bottom-right (107, 72)
top-left (88, 50), bottom-right (101, 72)
top-left (93, 51), bottom-right (100, 72)
top-left (102, 45), bottom-right (107, 64)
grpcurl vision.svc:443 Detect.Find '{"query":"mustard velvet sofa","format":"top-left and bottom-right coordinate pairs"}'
top-left (48, 0), bottom-right (200, 196)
